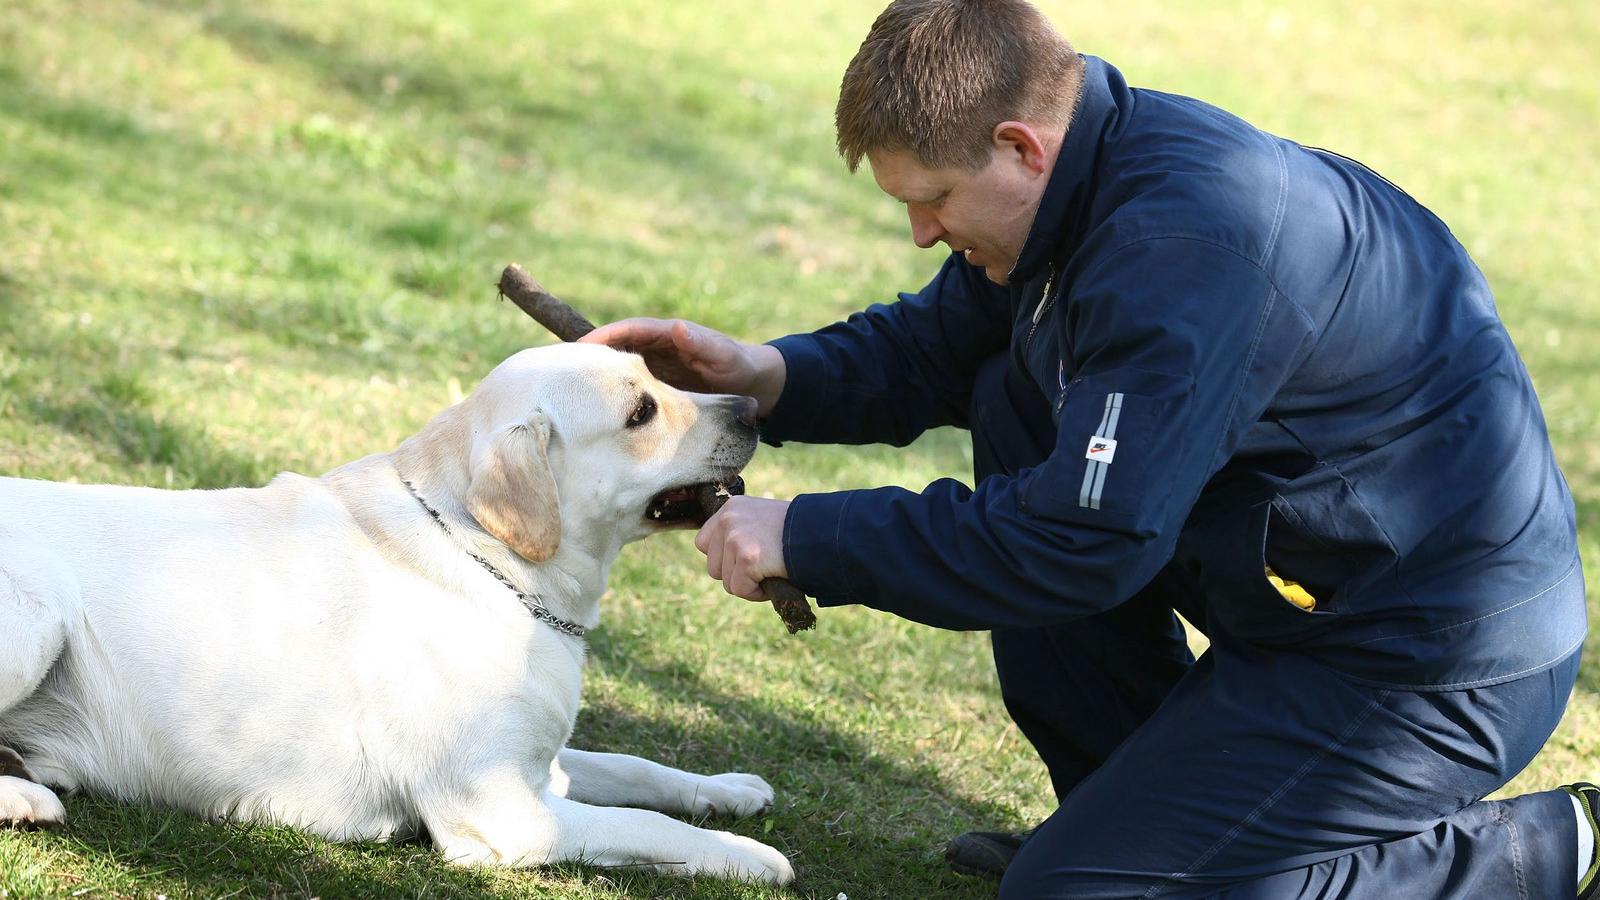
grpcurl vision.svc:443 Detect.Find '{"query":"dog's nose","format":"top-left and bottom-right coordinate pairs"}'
top-left (733, 396), bottom-right (759, 429)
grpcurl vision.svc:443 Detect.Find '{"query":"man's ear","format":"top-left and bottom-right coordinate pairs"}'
top-left (993, 120), bottom-right (1049, 174)
top-left (466, 414), bottom-right (561, 562)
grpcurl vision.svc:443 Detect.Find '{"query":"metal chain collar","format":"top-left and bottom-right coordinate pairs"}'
top-left (401, 479), bottom-right (588, 639)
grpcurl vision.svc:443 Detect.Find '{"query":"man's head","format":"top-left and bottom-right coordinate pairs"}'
top-left (836, 0), bottom-right (1084, 284)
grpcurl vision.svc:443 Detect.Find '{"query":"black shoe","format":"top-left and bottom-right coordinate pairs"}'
top-left (1566, 783), bottom-right (1600, 899)
top-left (945, 828), bottom-right (1033, 878)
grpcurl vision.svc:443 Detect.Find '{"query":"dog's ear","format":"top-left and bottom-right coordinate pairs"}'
top-left (467, 414), bottom-right (561, 562)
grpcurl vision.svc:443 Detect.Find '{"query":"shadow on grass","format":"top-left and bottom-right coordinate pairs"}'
top-left (17, 798), bottom-right (503, 900)
top-left (0, 41), bottom-right (752, 377)
top-left (0, 298), bottom-right (271, 488)
top-left (21, 392), bottom-right (272, 488)
top-left (167, 1), bottom-right (793, 181)
top-left (574, 629), bottom-right (1022, 893)
top-left (124, 0), bottom-right (871, 246)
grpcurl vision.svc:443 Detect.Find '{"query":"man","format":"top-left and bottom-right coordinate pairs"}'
top-left (583, 0), bottom-right (1595, 895)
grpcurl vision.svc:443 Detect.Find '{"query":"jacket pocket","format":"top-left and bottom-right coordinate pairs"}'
top-left (1020, 368), bottom-right (1195, 536)
top-left (1185, 497), bottom-right (1340, 646)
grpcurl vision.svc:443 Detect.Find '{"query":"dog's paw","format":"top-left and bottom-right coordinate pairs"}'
top-left (690, 772), bottom-right (774, 819)
top-left (0, 775), bottom-right (65, 829)
top-left (699, 830), bottom-right (795, 884)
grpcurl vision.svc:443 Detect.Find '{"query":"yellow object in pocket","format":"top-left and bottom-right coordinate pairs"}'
top-left (1266, 567), bottom-right (1317, 610)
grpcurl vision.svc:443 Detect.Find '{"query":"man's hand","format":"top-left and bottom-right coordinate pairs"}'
top-left (694, 496), bottom-right (790, 600)
top-left (580, 318), bottom-right (787, 416)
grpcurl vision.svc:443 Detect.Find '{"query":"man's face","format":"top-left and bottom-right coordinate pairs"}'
top-left (868, 136), bottom-right (1050, 286)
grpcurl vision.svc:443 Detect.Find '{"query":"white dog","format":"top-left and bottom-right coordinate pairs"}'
top-left (0, 343), bottom-right (794, 884)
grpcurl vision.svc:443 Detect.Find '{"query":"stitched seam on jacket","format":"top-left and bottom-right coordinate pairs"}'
top-left (1408, 634), bottom-right (1587, 691)
top-left (834, 491), bottom-right (860, 600)
top-left (1071, 236), bottom-right (1298, 486)
top-left (1084, 234), bottom-right (1312, 330)
top-left (1326, 466), bottom-right (1415, 609)
top-left (1257, 631), bottom-right (1584, 693)
top-left (1141, 691), bottom-right (1388, 899)
top-left (1354, 557), bottom-right (1581, 646)
top-left (1259, 141), bottom-right (1289, 264)
top-left (1205, 278), bottom-right (1277, 479)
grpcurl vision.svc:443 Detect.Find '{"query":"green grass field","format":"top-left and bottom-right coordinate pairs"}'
top-left (1, 0), bottom-right (1597, 896)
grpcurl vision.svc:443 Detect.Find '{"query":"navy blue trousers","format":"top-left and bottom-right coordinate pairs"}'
top-left (969, 355), bottom-right (1581, 898)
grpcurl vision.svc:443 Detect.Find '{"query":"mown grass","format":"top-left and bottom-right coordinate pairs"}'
top-left (0, 0), bottom-right (1597, 897)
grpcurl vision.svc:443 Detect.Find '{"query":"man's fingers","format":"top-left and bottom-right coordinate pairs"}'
top-left (693, 513), bottom-right (716, 553)
top-left (576, 320), bottom-right (641, 347)
top-left (725, 543), bottom-right (765, 600)
top-left (696, 513), bottom-right (723, 579)
top-left (575, 321), bottom-right (628, 346)
top-left (693, 497), bottom-right (789, 602)
top-left (705, 539), bottom-right (724, 581)
top-left (672, 320), bottom-right (732, 371)
top-left (580, 318), bottom-right (673, 349)
top-left (670, 319), bottom-right (697, 350)
top-left (726, 567), bottom-right (763, 600)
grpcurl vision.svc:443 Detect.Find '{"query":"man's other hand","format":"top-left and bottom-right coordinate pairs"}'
top-left (580, 318), bottom-right (786, 415)
top-left (694, 496), bottom-right (790, 601)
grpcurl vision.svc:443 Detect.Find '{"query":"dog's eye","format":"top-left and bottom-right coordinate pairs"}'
top-left (626, 394), bottom-right (657, 429)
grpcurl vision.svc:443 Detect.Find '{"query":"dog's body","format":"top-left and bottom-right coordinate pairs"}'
top-left (0, 344), bottom-right (793, 883)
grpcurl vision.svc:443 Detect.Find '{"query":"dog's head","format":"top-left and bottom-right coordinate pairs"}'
top-left (448, 343), bottom-right (759, 563)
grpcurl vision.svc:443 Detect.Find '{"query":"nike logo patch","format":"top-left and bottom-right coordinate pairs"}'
top-left (1085, 435), bottom-right (1118, 464)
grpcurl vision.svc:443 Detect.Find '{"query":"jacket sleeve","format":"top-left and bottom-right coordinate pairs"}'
top-left (781, 237), bottom-right (1316, 629)
top-left (759, 252), bottom-right (1012, 446)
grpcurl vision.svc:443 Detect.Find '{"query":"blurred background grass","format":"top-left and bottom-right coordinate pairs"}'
top-left (0, 0), bottom-right (1596, 897)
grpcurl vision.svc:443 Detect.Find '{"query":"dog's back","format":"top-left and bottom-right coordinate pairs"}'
top-left (0, 473), bottom-right (464, 837)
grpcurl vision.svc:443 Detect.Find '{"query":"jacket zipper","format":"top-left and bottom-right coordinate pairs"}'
top-left (1023, 263), bottom-right (1059, 354)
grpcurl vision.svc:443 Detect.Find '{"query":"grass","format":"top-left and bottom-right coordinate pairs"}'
top-left (0, 0), bottom-right (1597, 896)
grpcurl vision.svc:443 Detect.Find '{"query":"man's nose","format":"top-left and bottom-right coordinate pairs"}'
top-left (907, 206), bottom-right (944, 249)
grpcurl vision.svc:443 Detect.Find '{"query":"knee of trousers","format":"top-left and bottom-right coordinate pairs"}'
top-left (999, 806), bottom-right (1191, 900)
top-left (1000, 844), bottom-right (1147, 900)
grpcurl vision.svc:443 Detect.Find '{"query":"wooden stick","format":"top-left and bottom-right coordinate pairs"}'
top-left (497, 264), bottom-right (596, 343)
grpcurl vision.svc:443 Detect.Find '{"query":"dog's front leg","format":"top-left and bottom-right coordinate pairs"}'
top-left (423, 768), bottom-right (794, 883)
top-left (550, 748), bottom-right (774, 819)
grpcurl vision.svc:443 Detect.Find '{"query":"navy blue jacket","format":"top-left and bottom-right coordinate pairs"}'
top-left (763, 57), bottom-right (1584, 691)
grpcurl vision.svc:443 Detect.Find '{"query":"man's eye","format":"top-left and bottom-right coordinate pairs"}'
top-left (627, 394), bottom-right (657, 428)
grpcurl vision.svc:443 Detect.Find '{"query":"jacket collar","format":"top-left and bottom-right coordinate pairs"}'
top-left (1007, 56), bottom-right (1126, 285)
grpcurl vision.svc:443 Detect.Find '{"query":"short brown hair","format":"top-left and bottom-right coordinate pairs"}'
top-left (835, 0), bottom-right (1084, 173)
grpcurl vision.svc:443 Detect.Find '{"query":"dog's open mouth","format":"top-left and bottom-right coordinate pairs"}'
top-left (645, 476), bottom-right (745, 527)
